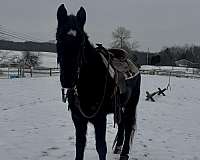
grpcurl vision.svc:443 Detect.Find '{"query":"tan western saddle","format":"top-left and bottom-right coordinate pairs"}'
top-left (96, 44), bottom-right (139, 94)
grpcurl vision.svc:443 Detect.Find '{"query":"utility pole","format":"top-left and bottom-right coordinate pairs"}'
top-left (120, 37), bottom-right (123, 49)
top-left (147, 48), bottom-right (149, 65)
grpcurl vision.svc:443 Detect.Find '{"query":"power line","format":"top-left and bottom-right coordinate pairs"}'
top-left (0, 28), bottom-right (40, 42)
top-left (0, 24), bottom-right (41, 41)
top-left (0, 25), bottom-right (43, 42)
top-left (0, 31), bottom-right (30, 41)
top-left (0, 35), bottom-right (10, 41)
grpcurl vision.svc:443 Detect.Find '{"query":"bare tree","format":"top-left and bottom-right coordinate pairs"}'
top-left (131, 40), bottom-right (140, 51)
top-left (21, 51), bottom-right (40, 67)
top-left (111, 26), bottom-right (139, 52)
top-left (112, 26), bottom-right (131, 49)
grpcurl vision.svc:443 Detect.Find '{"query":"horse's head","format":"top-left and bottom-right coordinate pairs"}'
top-left (56, 4), bottom-right (86, 88)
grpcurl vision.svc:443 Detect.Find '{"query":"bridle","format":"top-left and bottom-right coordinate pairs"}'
top-left (59, 32), bottom-right (111, 119)
top-left (59, 31), bottom-right (86, 102)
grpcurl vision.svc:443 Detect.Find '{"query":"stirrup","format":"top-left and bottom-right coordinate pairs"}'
top-left (119, 154), bottom-right (129, 160)
top-left (113, 146), bottom-right (122, 154)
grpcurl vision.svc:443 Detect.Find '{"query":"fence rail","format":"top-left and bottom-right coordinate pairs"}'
top-left (1, 66), bottom-right (200, 79)
top-left (0, 67), bottom-right (59, 79)
top-left (140, 67), bottom-right (200, 79)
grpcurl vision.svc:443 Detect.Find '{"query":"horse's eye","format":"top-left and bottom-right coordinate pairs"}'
top-left (67, 29), bottom-right (77, 37)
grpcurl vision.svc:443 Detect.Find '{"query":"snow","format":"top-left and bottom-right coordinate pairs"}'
top-left (0, 75), bottom-right (200, 160)
top-left (141, 65), bottom-right (199, 74)
top-left (0, 50), bottom-right (58, 79)
top-left (39, 52), bottom-right (57, 68)
top-left (0, 50), bottom-right (57, 68)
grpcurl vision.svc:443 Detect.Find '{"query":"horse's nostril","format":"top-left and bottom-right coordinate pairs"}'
top-left (67, 29), bottom-right (77, 37)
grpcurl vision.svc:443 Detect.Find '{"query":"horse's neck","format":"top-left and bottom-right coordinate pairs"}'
top-left (84, 39), bottom-right (98, 63)
top-left (78, 39), bottom-right (106, 94)
top-left (78, 39), bottom-right (114, 107)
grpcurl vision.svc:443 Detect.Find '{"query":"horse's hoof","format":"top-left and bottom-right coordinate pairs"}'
top-left (119, 154), bottom-right (129, 160)
top-left (113, 146), bottom-right (122, 154)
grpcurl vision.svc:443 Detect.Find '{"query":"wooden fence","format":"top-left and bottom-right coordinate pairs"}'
top-left (1, 66), bottom-right (200, 79)
top-left (140, 67), bottom-right (200, 79)
top-left (0, 67), bottom-right (59, 79)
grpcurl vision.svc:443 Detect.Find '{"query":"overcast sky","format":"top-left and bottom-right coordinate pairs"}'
top-left (0, 0), bottom-right (200, 52)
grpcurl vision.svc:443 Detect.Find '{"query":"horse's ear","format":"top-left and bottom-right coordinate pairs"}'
top-left (76, 7), bottom-right (86, 28)
top-left (57, 4), bottom-right (67, 23)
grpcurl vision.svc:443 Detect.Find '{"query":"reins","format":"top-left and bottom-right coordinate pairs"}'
top-left (75, 48), bottom-right (111, 119)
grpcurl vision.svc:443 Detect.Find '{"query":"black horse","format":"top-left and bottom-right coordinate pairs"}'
top-left (56, 4), bottom-right (141, 160)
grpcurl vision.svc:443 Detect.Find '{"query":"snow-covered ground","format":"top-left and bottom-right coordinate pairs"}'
top-left (0, 75), bottom-right (200, 160)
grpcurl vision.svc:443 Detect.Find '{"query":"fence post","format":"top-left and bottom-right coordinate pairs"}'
top-left (18, 68), bottom-right (20, 77)
top-left (50, 68), bottom-right (52, 76)
top-left (30, 68), bottom-right (32, 77)
top-left (8, 67), bottom-right (10, 79)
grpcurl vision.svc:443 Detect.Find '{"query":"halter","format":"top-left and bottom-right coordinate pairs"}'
top-left (61, 32), bottom-right (86, 102)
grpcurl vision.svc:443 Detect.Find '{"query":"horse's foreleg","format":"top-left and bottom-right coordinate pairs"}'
top-left (72, 114), bottom-right (88, 160)
top-left (113, 121), bottom-right (124, 154)
top-left (93, 114), bottom-right (107, 160)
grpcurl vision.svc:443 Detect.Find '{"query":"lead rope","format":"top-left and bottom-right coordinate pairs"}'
top-left (166, 48), bottom-right (173, 91)
top-left (166, 70), bottom-right (172, 91)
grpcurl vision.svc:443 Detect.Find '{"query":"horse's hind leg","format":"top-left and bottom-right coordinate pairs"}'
top-left (72, 114), bottom-right (88, 160)
top-left (120, 118), bottom-right (135, 160)
top-left (120, 101), bottom-right (138, 160)
top-left (93, 114), bottom-right (107, 160)
top-left (120, 74), bottom-right (141, 160)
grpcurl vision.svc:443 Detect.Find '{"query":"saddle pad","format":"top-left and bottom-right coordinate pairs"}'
top-left (99, 53), bottom-right (115, 79)
top-left (124, 59), bottom-right (140, 79)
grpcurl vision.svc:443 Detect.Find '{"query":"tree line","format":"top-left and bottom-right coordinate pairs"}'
top-left (111, 26), bottom-right (200, 67)
top-left (0, 40), bottom-right (56, 52)
top-left (159, 45), bottom-right (200, 66)
top-left (1, 27), bottom-right (200, 68)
